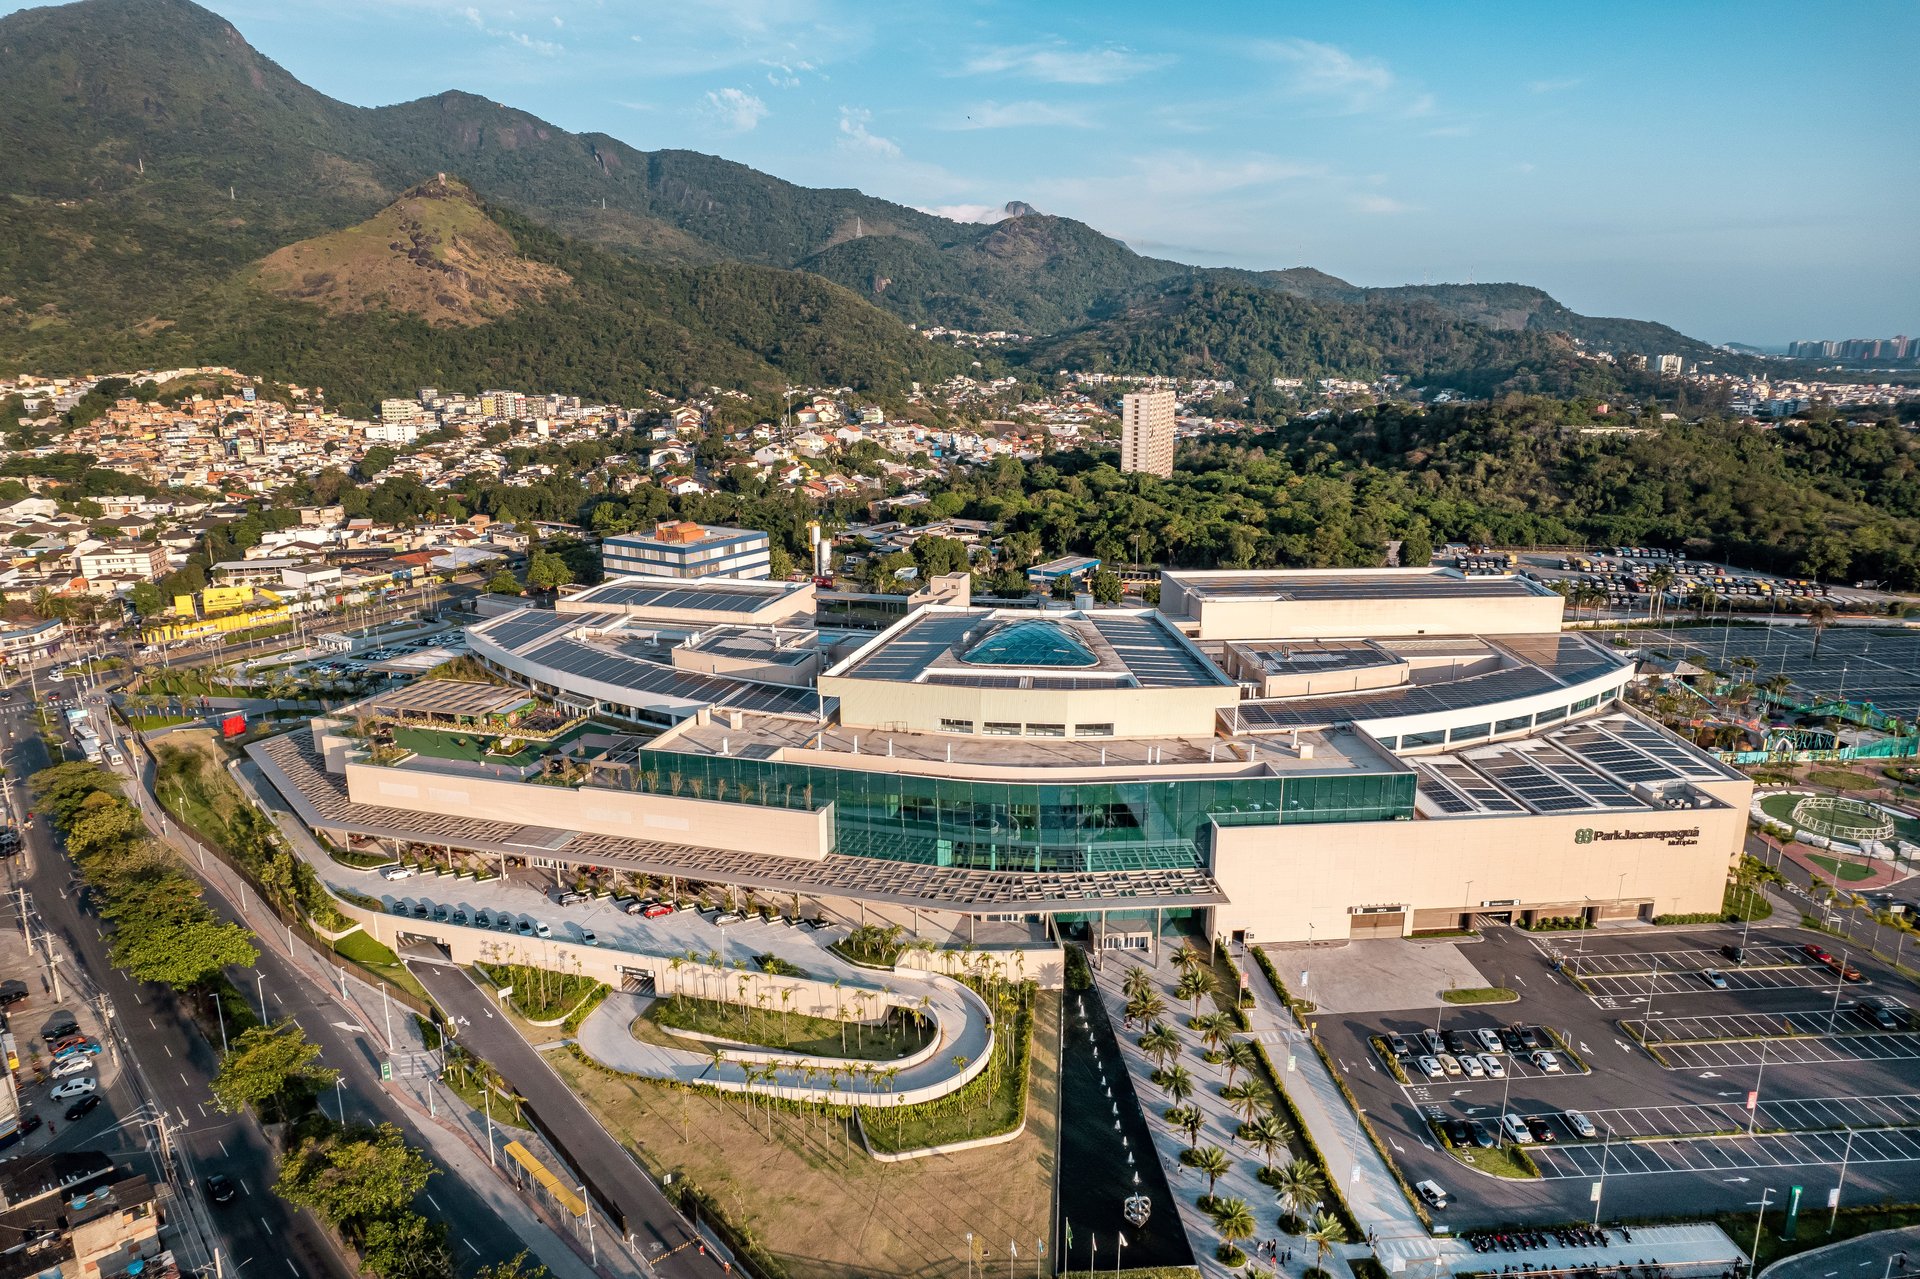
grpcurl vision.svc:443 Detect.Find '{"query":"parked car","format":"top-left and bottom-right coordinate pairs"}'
top-left (715, 912), bottom-right (745, 926)
top-left (52, 1039), bottom-right (100, 1060)
top-left (388, 901), bottom-right (407, 916)
top-left (1479, 1053), bottom-right (1505, 1079)
top-left (1474, 1028), bottom-right (1504, 1054)
top-left (1470, 1121), bottom-right (1499, 1149)
top-left (1416, 1055), bottom-right (1445, 1081)
top-left (430, 905), bottom-right (448, 922)
top-left (1414, 1180), bottom-right (1449, 1210)
top-left (496, 915), bottom-right (516, 932)
top-left (1501, 1113), bottom-right (1534, 1144)
top-left (1443, 1118), bottom-right (1471, 1146)
top-left (1801, 943), bottom-right (1832, 964)
top-left (41, 1021), bottom-right (79, 1043)
top-left (0, 988), bottom-right (31, 1008)
top-left (1514, 1025), bottom-right (1543, 1050)
top-left (410, 904), bottom-right (429, 919)
top-left (534, 921), bottom-right (551, 938)
top-left (554, 890), bottom-right (587, 907)
top-left (50, 1055), bottom-right (93, 1079)
top-left (578, 929), bottom-right (598, 946)
top-left (1419, 1030), bottom-right (1445, 1057)
top-left (379, 865), bottom-right (417, 882)
top-left (516, 919), bottom-right (534, 935)
top-left (642, 902), bottom-right (674, 919)
top-left (1530, 1050), bottom-right (1564, 1074)
top-left (1564, 1111), bottom-right (1598, 1139)
top-left (1497, 1027), bottom-right (1525, 1053)
top-left (1436, 1053), bottom-right (1463, 1077)
top-left (1721, 945), bottom-right (1746, 964)
top-left (1459, 1054), bottom-right (1485, 1079)
top-left (1442, 1030), bottom-right (1471, 1056)
top-left (1385, 1033), bottom-right (1411, 1058)
top-left (1701, 968), bottom-right (1730, 990)
top-left (1524, 1115), bottom-right (1557, 1144)
top-left (1857, 998), bottom-right (1901, 1030)
top-left (475, 911), bottom-right (493, 929)
top-left (63, 1096), bottom-right (100, 1122)
top-left (50, 1078), bottom-right (96, 1100)
top-left (450, 910), bottom-right (468, 926)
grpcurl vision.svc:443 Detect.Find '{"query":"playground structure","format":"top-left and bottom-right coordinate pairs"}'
top-left (1786, 793), bottom-right (1895, 844)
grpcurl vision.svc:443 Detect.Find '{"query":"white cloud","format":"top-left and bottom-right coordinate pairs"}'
top-left (1258, 38), bottom-right (1394, 108)
top-left (1351, 194), bottom-right (1411, 215)
top-left (702, 87), bottom-right (769, 133)
top-left (460, 6), bottom-right (562, 55)
top-left (944, 100), bottom-right (1095, 131)
top-left (918, 203), bottom-right (1018, 224)
top-left (1528, 77), bottom-right (1582, 94)
top-left (962, 42), bottom-right (1170, 85)
top-left (837, 106), bottom-right (900, 157)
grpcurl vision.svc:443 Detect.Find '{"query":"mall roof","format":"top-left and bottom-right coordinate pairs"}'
top-left (832, 608), bottom-right (1231, 690)
top-left (1166, 568), bottom-right (1551, 602)
top-left (561, 575), bottom-right (807, 616)
top-left (366, 679), bottom-right (536, 718)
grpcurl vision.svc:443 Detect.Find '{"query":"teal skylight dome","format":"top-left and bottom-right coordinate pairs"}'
top-left (960, 619), bottom-right (1098, 668)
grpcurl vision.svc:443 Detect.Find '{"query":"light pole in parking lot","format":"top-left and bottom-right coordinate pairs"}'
top-left (1827, 950), bottom-right (1851, 1034)
top-left (1830, 1127), bottom-right (1855, 1231)
top-left (1747, 1187), bottom-right (1775, 1275)
top-left (1591, 1125), bottom-right (1613, 1227)
top-left (1748, 1041), bottom-right (1768, 1135)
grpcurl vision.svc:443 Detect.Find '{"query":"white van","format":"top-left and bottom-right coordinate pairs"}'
top-left (379, 864), bottom-right (418, 881)
top-left (1501, 1113), bottom-right (1534, 1144)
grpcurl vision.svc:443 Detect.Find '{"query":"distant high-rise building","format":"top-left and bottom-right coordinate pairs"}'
top-left (1653, 354), bottom-right (1684, 377)
top-left (1119, 389), bottom-right (1176, 477)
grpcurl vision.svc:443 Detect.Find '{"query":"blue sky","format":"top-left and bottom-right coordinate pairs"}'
top-left (16, 0), bottom-right (1917, 343)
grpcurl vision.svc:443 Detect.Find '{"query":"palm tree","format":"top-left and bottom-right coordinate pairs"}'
top-left (1808, 601), bottom-right (1837, 660)
top-left (1140, 1022), bottom-right (1182, 1070)
top-left (1221, 1079), bottom-right (1267, 1127)
top-left (1122, 966), bottom-right (1154, 1002)
top-left (1243, 1112), bottom-right (1294, 1170)
top-left (1306, 1210), bottom-right (1349, 1273)
top-left (1762, 673), bottom-right (1793, 702)
top-left (1171, 945), bottom-right (1205, 978)
top-left (1190, 1011), bottom-right (1231, 1055)
top-left (1175, 968), bottom-right (1219, 1016)
top-left (1223, 1039), bottom-right (1260, 1087)
top-left (1126, 989), bottom-right (1167, 1024)
top-left (1210, 1196), bottom-right (1256, 1260)
top-left (1272, 1158), bottom-right (1325, 1229)
top-left (1189, 1145), bottom-right (1231, 1204)
top-left (1161, 1062), bottom-right (1195, 1105)
top-left (1167, 1103), bottom-right (1205, 1150)
top-left (1648, 565), bottom-right (1675, 621)
top-left (1690, 582), bottom-right (1718, 621)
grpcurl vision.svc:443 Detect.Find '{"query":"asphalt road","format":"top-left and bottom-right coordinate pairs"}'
top-left (406, 963), bottom-right (719, 1279)
top-left (6, 696), bottom-right (541, 1278)
top-left (1317, 917), bottom-right (1920, 1229)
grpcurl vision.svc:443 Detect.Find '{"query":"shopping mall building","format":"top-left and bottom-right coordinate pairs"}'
top-left (253, 568), bottom-right (1750, 949)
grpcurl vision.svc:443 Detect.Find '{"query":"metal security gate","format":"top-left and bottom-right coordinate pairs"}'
top-left (1348, 909), bottom-right (1406, 939)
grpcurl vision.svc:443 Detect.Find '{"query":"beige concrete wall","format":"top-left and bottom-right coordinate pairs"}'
top-left (1192, 592), bottom-right (1564, 641)
top-left (343, 761), bottom-right (834, 860)
top-left (1210, 785), bottom-right (1750, 942)
top-left (824, 674), bottom-right (1231, 739)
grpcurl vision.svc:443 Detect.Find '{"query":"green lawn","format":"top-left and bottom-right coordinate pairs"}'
top-left (332, 930), bottom-right (428, 1001)
top-left (862, 985), bottom-right (1042, 1155)
top-left (1807, 853), bottom-right (1876, 882)
top-left (1441, 987), bottom-right (1518, 1004)
top-left (388, 722), bottom-right (588, 768)
top-left (646, 993), bottom-right (926, 1060)
top-left (475, 962), bottom-right (605, 1022)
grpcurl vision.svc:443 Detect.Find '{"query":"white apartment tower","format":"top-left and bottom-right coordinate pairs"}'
top-left (1119, 389), bottom-right (1177, 477)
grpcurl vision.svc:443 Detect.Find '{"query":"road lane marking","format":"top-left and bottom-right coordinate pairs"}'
top-left (260, 1217), bottom-right (273, 1235)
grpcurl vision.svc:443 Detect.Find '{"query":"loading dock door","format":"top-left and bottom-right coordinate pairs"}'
top-left (1348, 910), bottom-right (1406, 939)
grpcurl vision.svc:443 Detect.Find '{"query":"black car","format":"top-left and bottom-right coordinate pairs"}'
top-left (0, 989), bottom-right (29, 1009)
top-left (1471, 1121), bottom-right (1499, 1150)
top-left (1721, 945), bottom-right (1746, 964)
top-left (1857, 998), bottom-right (1902, 1030)
top-left (64, 1095), bottom-right (101, 1122)
top-left (1442, 1030), bottom-right (1471, 1056)
top-left (1514, 1024), bottom-right (1544, 1050)
top-left (1497, 1027), bottom-right (1525, 1052)
top-left (205, 1174), bottom-right (237, 1204)
top-left (1443, 1118), bottom-right (1472, 1147)
top-left (1524, 1115), bottom-right (1557, 1144)
top-left (42, 1022), bottom-right (79, 1043)
top-left (411, 903), bottom-right (429, 919)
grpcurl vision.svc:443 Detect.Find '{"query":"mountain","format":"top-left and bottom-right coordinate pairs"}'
top-left (250, 176), bottom-right (569, 326)
top-left (0, 0), bottom-right (1733, 394)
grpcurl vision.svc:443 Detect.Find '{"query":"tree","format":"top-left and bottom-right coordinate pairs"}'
top-left (1306, 1210), bottom-right (1349, 1272)
top-left (485, 569), bottom-right (522, 595)
top-left (1125, 988), bottom-right (1166, 1023)
top-left (277, 1123), bottom-right (437, 1237)
top-left (1224, 1038), bottom-right (1259, 1087)
top-left (1398, 521), bottom-right (1434, 568)
top-left (212, 1023), bottom-right (341, 1121)
top-left (1121, 966), bottom-right (1154, 1002)
top-left (1191, 1012), bottom-right (1232, 1055)
top-left (1220, 1078), bottom-right (1267, 1127)
top-left (1243, 1111), bottom-right (1294, 1170)
top-left (1139, 1022), bottom-right (1181, 1070)
top-left (1808, 601), bottom-right (1836, 659)
top-left (474, 1252), bottom-right (547, 1279)
top-left (1272, 1158), bottom-right (1325, 1229)
top-left (1089, 567), bottom-right (1123, 603)
top-left (768, 544), bottom-right (796, 579)
top-left (1210, 1196), bottom-right (1256, 1258)
top-left (1190, 1145), bottom-right (1231, 1202)
top-left (1161, 1062), bottom-right (1195, 1105)
top-left (29, 762), bottom-right (123, 824)
top-left (110, 913), bottom-right (258, 990)
top-left (524, 551), bottom-right (573, 592)
top-left (1176, 967), bottom-right (1219, 1015)
top-left (359, 1212), bottom-right (452, 1279)
top-left (1168, 1103), bottom-right (1204, 1149)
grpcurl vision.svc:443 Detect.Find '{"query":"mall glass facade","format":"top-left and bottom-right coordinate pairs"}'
top-left (634, 749), bottom-right (1414, 873)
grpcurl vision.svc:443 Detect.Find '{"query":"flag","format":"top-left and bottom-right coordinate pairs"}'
top-left (1118, 1232), bottom-right (1128, 1249)
top-left (1064, 1221), bottom-right (1074, 1252)
top-left (1010, 1242), bottom-right (1017, 1257)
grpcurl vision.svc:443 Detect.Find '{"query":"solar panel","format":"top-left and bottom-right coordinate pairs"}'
top-left (1237, 665), bottom-right (1564, 728)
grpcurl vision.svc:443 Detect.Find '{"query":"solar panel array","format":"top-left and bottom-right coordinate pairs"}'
top-left (921, 672), bottom-right (1128, 690)
top-left (839, 612), bottom-right (978, 680)
top-left (1589, 715), bottom-right (1734, 780)
top-left (1490, 633), bottom-right (1625, 683)
top-left (476, 609), bottom-right (592, 653)
top-left (1471, 745), bottom-right (1642, 813)
top-left (1236, 665), bottom-right (1564, 728)
top-left (575, 580), bottom-right (788, 614)
top-left (1087, 615), bottom-right (1232, 687)
top-left (1413, 759), bottom-right (1527, 815)
top-left (519, 637), bottom-right (819, 717)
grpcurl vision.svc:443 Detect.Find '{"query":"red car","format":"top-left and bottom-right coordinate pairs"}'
top-left (641, 902), bottom-right (674, 919)
top-left (1801, 944), bottom-right (1831, 964)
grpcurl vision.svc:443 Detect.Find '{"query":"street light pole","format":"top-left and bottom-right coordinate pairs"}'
top-left (1831, 1128), bottom-right (1854, 1231)
top-left (1827, 950), bottom-right (1849, 1034)
top-left (1592, 1126), bottom-right (1612, 1228)
top-left (255, 971), bottom-right (267, 1023)
top-left (1750, 1041), bottom-right (1768, 1135)
top-left (1750, 1187), bottom-right (1775, 1275)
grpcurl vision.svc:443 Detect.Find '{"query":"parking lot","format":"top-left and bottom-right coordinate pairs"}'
top-left (1307, 921), bottom-right (1920, 1227)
